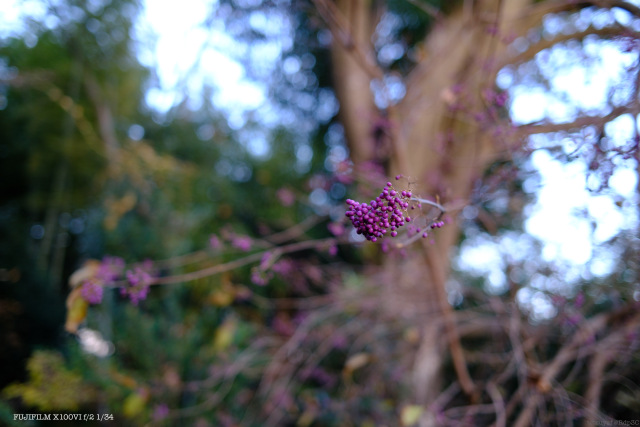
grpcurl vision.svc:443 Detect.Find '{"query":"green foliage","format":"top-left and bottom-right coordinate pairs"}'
top-left (3, 350), bottom-right (94, 411)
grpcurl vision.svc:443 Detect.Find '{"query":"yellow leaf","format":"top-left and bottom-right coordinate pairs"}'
top-left (65, 288), bottom-right (88, 334)
top-left (122, 391), bottom-right (148, 418)
top-left (401, 405), bottom-right (424, 426)
top-left (212, 317), bottom-right (236, 352)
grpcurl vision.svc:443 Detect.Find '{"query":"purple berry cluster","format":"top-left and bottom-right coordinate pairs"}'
top-left (80, 279), bottom-right (104, 305)
top-left (121, 267), bottom-right (152, 305)
top-left (430, 221), bottom-right (445, 229)
top-left (345, 182), bottom-right (412, 242)
top-left (97, 256), bottom-right (125, 283)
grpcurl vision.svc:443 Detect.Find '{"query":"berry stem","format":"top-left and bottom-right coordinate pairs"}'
top-left (410, 197), bottom-right (446, 212)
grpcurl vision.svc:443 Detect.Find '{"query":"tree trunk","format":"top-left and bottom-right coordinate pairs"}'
top-left (330, 0), bottom-right (532, 409)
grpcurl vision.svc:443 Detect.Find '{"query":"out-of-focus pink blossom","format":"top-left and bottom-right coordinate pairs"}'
top-left (231, 235), bottom-right (252, 252)
top-left (152, 404), bottom-right (169, 421)
top-left (209, 234), bottom-right (222, 250)
top-left (97, 256), bottom-right (125, 283)
top-left (276, 188), bottom-right (295, 207)
top-left (327, 222), bottom-right (344, 236)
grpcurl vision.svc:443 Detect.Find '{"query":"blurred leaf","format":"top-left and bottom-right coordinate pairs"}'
top-left (122, 389), bottom-right (149, 418)
top-left (2, 351), bottom-right (94, 411)
top-left (64, 287), bottom-right (88, 334)
top-left (343, 353), bottom-right (370, 377)
top-left (400, 405), bottom-right (424, 426)
top-left (68, 260), bottom-right (101, 288)
top-left (213, 317), bottom-right (237, 352)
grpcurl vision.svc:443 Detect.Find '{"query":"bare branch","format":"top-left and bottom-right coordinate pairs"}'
top-left (264, 214), bottom-right (327, 245)
top-left (508, 0), bottom-right (640, 42)
top-left (499, 25), bottom-right (634, 69)
top-left (487, 381), bottom-right (507, 427)
top-left (150, 237), bottom-right (339, 285)
top-left (513, 304), bottom-right (640, 427)
top-left (583, 349), bottom-right (609, 427)
top-left (600, 0), bottom-right (640, 18)
top-left (514, 104), bottom-right (640, 139)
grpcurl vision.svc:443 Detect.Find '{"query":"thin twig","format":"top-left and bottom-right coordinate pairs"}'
top-left (411, 197), bottom-right (447, 212)
top-left (487, 381), bottom-right (506, 427)
top-left (264, 215), bottom-right (326, 245)
top-left (105, 237), bottom-right (341, 287)
top-left (514, 104), bottom-right (640, 138)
